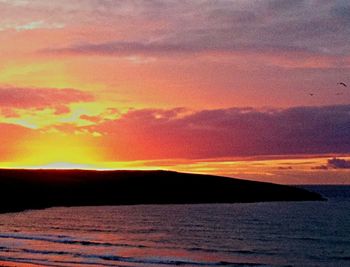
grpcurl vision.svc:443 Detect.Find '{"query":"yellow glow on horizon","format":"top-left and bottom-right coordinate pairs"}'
top-left (0, 155), bottom-right (349, 184)
top-left (0, 160), bottom-right (161, 171)
top-left (14, 133), bottom-right (103, 168)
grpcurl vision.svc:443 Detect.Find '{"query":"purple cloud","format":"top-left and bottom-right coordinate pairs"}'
top-left (313, 157), bottom-right (350, 170)
top-left (328, 157), bottom-right (350, 169)
top-left (87, 104), bottom-right (350, 160)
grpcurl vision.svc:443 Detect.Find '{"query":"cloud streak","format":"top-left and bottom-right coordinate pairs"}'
top-left (44, 40), bottom-right (317, 57)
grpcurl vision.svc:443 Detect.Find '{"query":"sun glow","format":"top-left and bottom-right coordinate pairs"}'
top-left (14, 133), bottom-right (103, 168)
top-left (27, 162), bottom-right (100, 170)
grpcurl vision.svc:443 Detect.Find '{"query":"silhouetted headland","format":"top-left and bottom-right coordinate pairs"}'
top-left (0, 169), bottom-right (325, 213)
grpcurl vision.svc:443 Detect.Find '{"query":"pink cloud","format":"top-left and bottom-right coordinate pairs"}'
top-left (0, 87), bottom-right (94, 116)
top-left (80, 114), bottom-right (103, 124)
top-left (53, 105), bottom-right (71, 115)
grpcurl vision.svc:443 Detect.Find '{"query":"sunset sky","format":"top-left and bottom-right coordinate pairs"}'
top-left (0, 0), bottom-right (349, 184)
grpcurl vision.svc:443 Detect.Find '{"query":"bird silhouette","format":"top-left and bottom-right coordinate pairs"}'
top-left (309, 93), bottom-right (314, 96)
top-left (338, 82), bottom-right (347, 87)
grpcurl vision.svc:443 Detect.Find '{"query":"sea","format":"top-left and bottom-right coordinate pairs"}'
top-left (0, 186), bottom-right (349, 267)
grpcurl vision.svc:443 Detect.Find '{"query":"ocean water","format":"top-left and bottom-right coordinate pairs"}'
top-left (0, 186), bottom-right (349, 267)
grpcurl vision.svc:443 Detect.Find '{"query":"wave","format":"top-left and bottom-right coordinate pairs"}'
top-left (0, 233), bottom-right (147, 249)
top-left (0, 232), bottom-right (282, 260)
top-left (0, 250), bottom-right (269, 267)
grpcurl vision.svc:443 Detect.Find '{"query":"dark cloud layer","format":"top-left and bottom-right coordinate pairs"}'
top-left (43, 1), bottom-right (350, 68)
top-left (89, 104), bottom-right (350, 160)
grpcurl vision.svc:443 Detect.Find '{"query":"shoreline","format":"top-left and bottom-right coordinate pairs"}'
top-left (0, 200), bottom-right (328, 215)
top-left (0, 197), bottom-right (327, 215)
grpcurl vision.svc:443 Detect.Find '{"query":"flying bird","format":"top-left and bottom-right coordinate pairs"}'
top-left (338, 82), bottom-right (347, 87)
top-left (309, 93), bottom-right (314, 96)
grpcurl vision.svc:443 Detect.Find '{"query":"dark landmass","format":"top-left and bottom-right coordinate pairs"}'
top-left (0, 169), bottom-right (325, 213)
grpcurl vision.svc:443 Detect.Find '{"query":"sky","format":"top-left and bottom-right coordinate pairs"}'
top-left (0, 0), bottom-right (349, 184)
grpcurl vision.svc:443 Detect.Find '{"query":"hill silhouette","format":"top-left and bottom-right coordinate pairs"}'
top-left (0, 169), bottom-right (325, 213)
